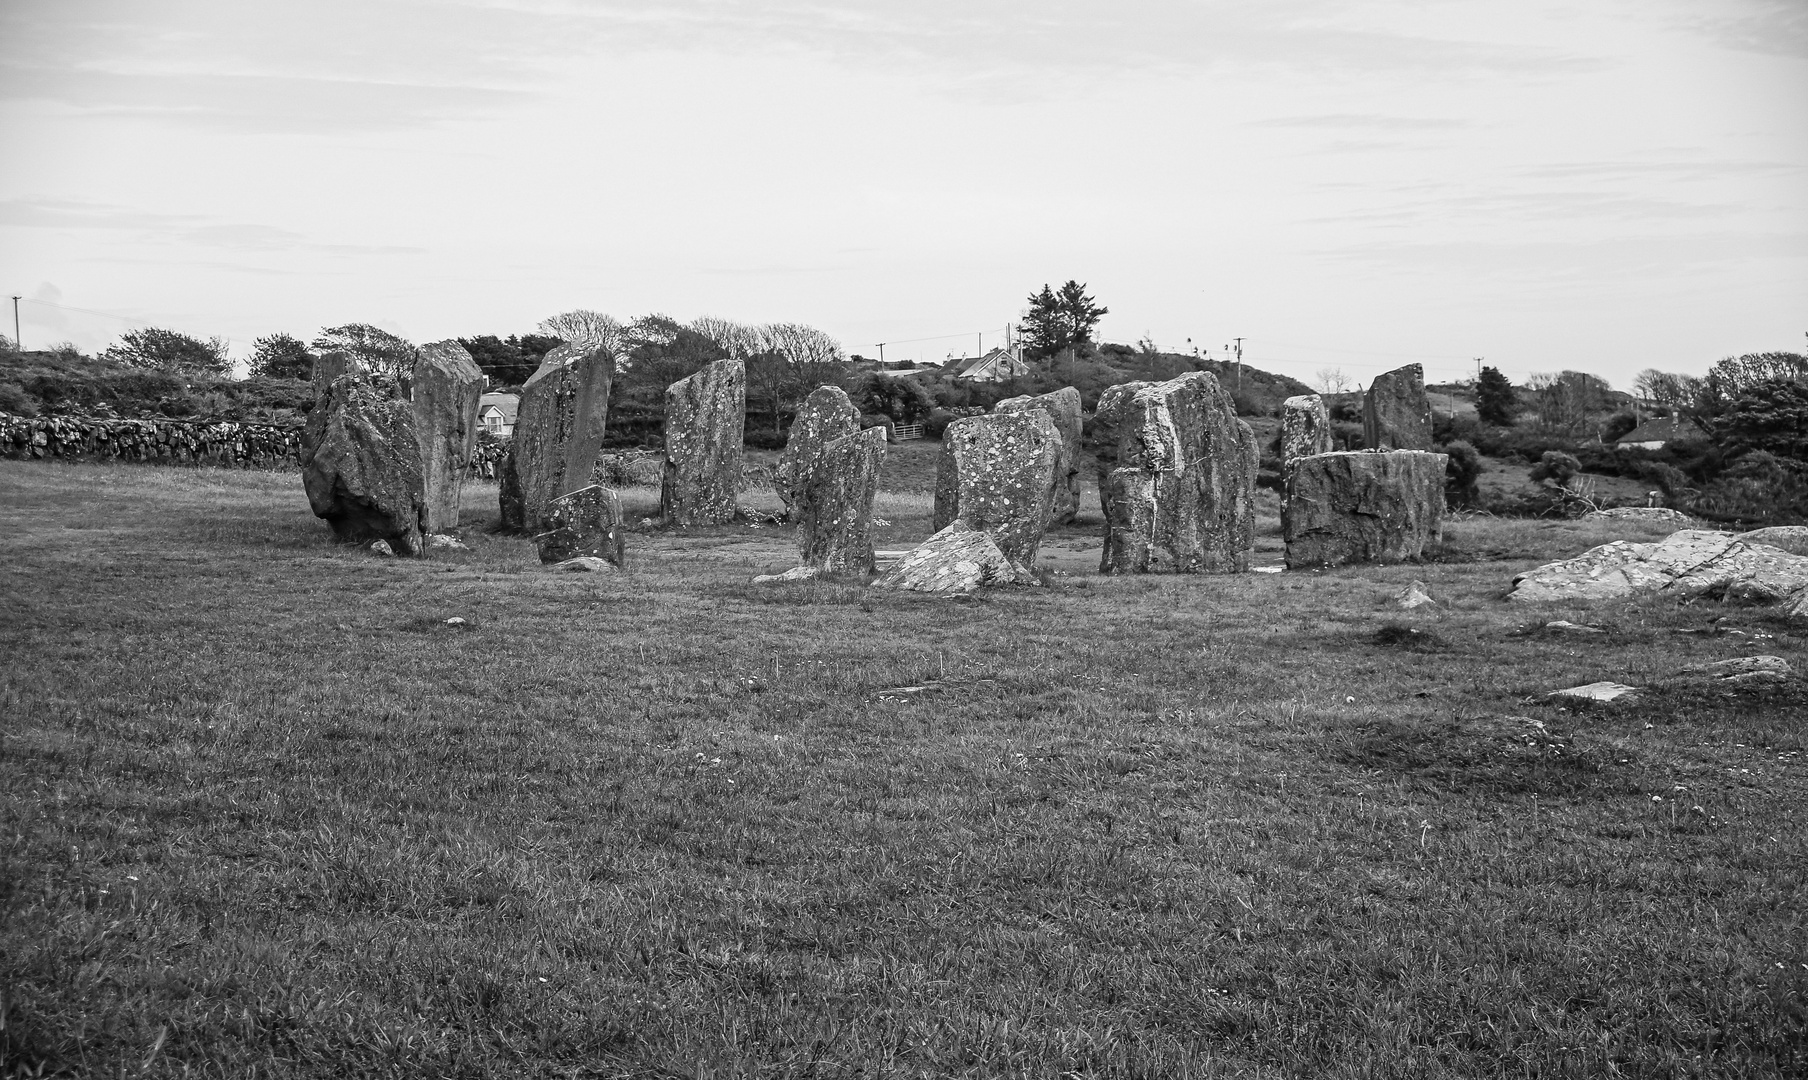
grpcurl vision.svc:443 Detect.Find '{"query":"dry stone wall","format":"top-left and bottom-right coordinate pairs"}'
top-left (0, 413), bottom-right (305, 468)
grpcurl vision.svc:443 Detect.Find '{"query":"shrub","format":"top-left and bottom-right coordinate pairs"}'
top-left (743, 429), bottom-right (789, 451)
top-left (0, 381), bottom-right (37, 416)
top-left (1529, 451), bottom-right (1581, 487)
top-left (1440, 440), bottom-right (1482, 508)
top-left (924, 407), bottom-right (959, 440)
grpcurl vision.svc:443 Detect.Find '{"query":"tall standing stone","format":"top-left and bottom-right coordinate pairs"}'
top-left (301, 369), bottom-right (427, 555)
top-left (500, 343), bottom-right (613, 533)
top-left (996, 386), bottom-right (1083, 525)
top-left (1283, 450), bottom-right (1447, 567)
top-left (933, 410), bottom-right (1063, 568)
top-left (411, 340), bottom-right (484, 534)
top-left (796, 427), bottom-right (886, 575)
top-left (1098, 371), bottom-right (1257, 574)
top-left (774, 384), bottom-right (861, 522)
top-left (661, 358), bottom-right (745, 526)
top-left (1362, 364), bottom-right (1432, 451)
top-left (1280, 394), bottom-right (1333, 468)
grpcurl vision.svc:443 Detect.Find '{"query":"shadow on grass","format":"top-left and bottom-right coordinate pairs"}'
top-left (1330, 714), bottom-right (1636, 797)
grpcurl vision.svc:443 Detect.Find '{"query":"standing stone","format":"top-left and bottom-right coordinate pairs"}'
top-left (1280, 394), bottom-right (1333, 467)
top-left (535, 484), bottom-right (625, 566)
top-left (774, 384), bottom-right (861, 521)
top-left (1098, 371), bottom-right (1257, 574)
top-left (796, 427), bottom-right (886, 574)
top-left (301, 370), bottom-right (427, 555)
top-left (996, 386), bottom-right (1084, 525)
top-left (932, 410), bottom-right (1063, 568)
top-left (501, 344), bottom-right (613, 533)
top-left (1283, 450), bottom-right (1447, 567)
top-left (411, 340), bottom-right (484, 534)
top-left (661, 358), bottom-right (745, 526)
top-left (1362, 364), bottom-right (1433, 451)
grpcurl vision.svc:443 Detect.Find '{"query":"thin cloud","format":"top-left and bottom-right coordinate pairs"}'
top-left (1248, 114), bottom-right (1468, 130)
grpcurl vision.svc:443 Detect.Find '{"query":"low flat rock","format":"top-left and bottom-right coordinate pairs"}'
top-left (1548, 681), bottom-right (1640, 702)
top-left (1680, 655), bottom-right (1791, 683)
top-left (753, 567), bottom-right (819, 584)
top-left (995, 386), bottom-right (1084, 525)
top-left (1393, 581), bottom-right (1437, 609)
top-left (1738, 526), bottom-right (1808, 557)
top-left (551, 556), bottom-right (617, 573)
top-left (774, 385), bottom-right (861, 522)
top-left (1584, 507), bottom-right (1693, 524)
top-left (1283, 450), bottom-right (1446, 568)
top-left (872, 522), bottom-right (1041, 595)
top-left (534, 484), bottom-right (625, 566)
top-left (1508, 529), bottom-right (1808, 613)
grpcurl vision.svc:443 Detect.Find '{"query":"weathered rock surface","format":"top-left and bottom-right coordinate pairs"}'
top-left (411, 340), bottom-right (484, 534)
top-left (774, 384), bottom-right (861, 521)
top-left (552, 556), bottom-right (617, 573)
top-left (872, 522), bottom-right (1040, 594)
top-left (1394, 581), bottom-right (1437, 609)
top-left (1280, 394), bottom-right (1333, 467)
top-left (1283, 450), bottom-right (1447, 568)
top-left (1681, 655), bottom-right (1791, 684)
top-left (301, 370), bottom-right (427, 555)
top-left (796, 427), bottom-right (885, 575)
top-left (996, 386), bottom-right (1084, 525)
top-left (501, 343), bottom-right (613, 532)
top-left (1095, 371), bottom-right (1258, 574)
top-left (1584, 507), bottom-right (1692, 524)
top-left (1738, 526), bottom-right (1808, 557)
top-left (534, 484), bottom-right (625, 566)
top-left (1548, 681), bottom-right (1640, 702)
top-left (661, 358), bottom-right (744, 526)
top-left (1508, 529), bottom-right (1808, 612)
top-left (1362, 364), bottom-right (1432, 451)
top-left (753, 566), bottom-right (819, 584)
top-left (933, 411), bottom-right (1063, 567)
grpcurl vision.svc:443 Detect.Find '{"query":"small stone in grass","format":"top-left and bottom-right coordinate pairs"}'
top-left (1545, 620), bottom-right (1605, 634)
top-left (1548, 681), bottom-right (1640, 702)
top-left (369, 540), bottom-right (395, 557)
top-left (753, 567), bottom-right (819, 584)
top-left (1393, 581), bottom-right (1436, 609)
top-left (552, 556), bottom-right (617, 573)
top-left (445, 617), bottom-right (467, 626)
top-left (426, 533), bottom-right (469, 551)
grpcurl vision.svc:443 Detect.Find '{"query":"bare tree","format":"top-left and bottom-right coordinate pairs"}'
top-left (688, 315), bottom-right (765, 360)
top-left (1314, 367), bottom-right (1351, 395)
top-left (1528, 370), bottom-right (1611, 431)
top-left (537, 309), bottom-right (628, 355)
top-left (1633, 368), bottom-right (1700, 409)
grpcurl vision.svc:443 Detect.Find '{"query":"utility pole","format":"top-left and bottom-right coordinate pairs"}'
top-left (10, 296), bottom-right (18, 352)
top-left (1233, 337), bottom-right (1244, 388)
top-left (877, 343), bottom-right (885, 365)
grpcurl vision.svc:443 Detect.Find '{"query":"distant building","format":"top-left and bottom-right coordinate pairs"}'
top-left (945, 346), bottom-right (1029, 382)
top-left (478, 392), bottom-right (519, 437)
top-left (1615, 415), bottom-right (1696, 450)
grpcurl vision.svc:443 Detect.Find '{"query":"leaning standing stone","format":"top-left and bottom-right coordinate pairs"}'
top-left (872, 522), bottom-right (1040, 594)
top-left (774, 384), bottom-right (861, 521)
top-left (1099, 371), bottom-right (1257, 574)
top-left (535, 484), bottom-right (625, 566)
top-left (1280, 394), bottom-right (1332, 467)
top-left (661, 359), bottom-right (745, 526)
top-left (796, 427), bottom-right (886, 574)
top-left (411, 340), bottom-right (484, 534)
top-left (501, 343), bottom-right (614, 533)
top-left (1362, 364), bottom-right (1433, 451)
top-left (302, 370), bottom-right (427, 555)
top-left (1283, 450), bottom-right (1447, 567)
top-left (933, 410), bottom-right (1062, 568)
top-left (996, 386), bottom-right (1084, 525)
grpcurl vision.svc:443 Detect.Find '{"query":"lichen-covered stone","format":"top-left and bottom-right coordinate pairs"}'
top-left (1508, 529), bottom-right (1808, 610)
top-left (872, 522), bottom-right (1040, 594)
top-left (301, 371), bottom-right (427, 555)
top-left (774, 384), bottom-right (861, 521)
top-left (534, 484), bottom-right (625, 566)
top-left (661, 358), bottom-right (745, 526)
top-left (796, 427), bottom-right (885, 574)
top-left (1283, 450), bottom-right (1447, 567)
top-left (411, 340), bottom-right (484, 534)
top-left (1097, 371), bottom-right (1257, 574)
top-left (932, 410), bottom-right (1062, 567)
top-left (996, 386), bottom-right (1084, 524)
top-left (501, 343), bottom-right (613, 533)
top-left (1280, 394), bottom-right (1332, 467)
top-left (1362, 364), bottom-right (1432, 451)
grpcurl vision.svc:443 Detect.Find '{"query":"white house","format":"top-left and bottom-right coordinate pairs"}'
top-left (478, 392), bottom-right (519, 437)
top-left (1614, 415), bottom-right (1695, 451)
top-left (945, 345), bottom-right (1029, 382)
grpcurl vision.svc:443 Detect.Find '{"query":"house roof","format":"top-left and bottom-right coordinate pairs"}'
top-left (478, 392), bottom-right (519, 424)
top-left (947, 346), bottom-right (1017, 378)
top-left (1615, 415), bottom-right (1696, 444)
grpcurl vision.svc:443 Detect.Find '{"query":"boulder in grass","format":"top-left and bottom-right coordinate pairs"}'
top-left (1280, 394), bottom-right (1333, 468)
top-left (302, 370), bottom-right (427, 555)
top-left (754, 566), bottom-right (820, 584)
top-left (1283, 450), bottom-right (1447, 568)
top-left (1737, 526), bottom-right (1808, 558)
top-left (1583, 507), bottom-right (1693, 525)
top-left (411, 340), bottom-right (485, 534)
top-left (872, 522), bottom-right (1040, 595)
top-left (534, 484), bottom-right (625, 566)
top-left (1508, 529), bottom-right (1808, 612)
top-left (796, 427), bottom-right (886, 575)
top-left (1362, 364), bottom-right (1432, 451)
top-left (501, 343), bottom-right (614, 533)
top-left (1097, 371), bottom-right (1258, 575)
top-left (995, 386), bottom-right (1084, 525)
top-left (661, 358), bottom-right (745, 526)
top-left (774, 384), bottom-right (861, 521)
top-left (1680, 655), bottom-right (1791, 684)
top-left (933, 410), bottom-right (1063, 567)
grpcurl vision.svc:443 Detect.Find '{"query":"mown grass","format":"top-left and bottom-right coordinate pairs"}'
top-left (2, 460), bottom-right (1804, 1079)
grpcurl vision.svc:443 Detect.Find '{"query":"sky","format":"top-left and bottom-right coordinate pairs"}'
top-left (1, 0), bottom-right (1804, 389)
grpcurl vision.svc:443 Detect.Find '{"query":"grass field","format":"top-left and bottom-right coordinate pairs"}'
top-left (2, 459), bottom-right (1804, 1079)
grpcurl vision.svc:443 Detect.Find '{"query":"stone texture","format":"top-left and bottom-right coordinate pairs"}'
top-left (1280, 394), bottom-right (1333, 467)
top-left (1508, 529), bottom-right (1808, 612)
top-left (1584, 507), bottom-right (1693, 524)
top-left (1738, 525), bottom-right (1808, 557)
top-left (534, 484), bottom-right (625, 566)
top-left (1283, 450), bottom-right (1447, 568)
top-left (1394, 581), bottom-right (1437, 609)
top-left (796, 427), bottom-right (885, 575)
top-left (872, 522), bottom-right (1040, 594)
top-left (754, 566), bottom-right (819, 584)
top-left (774, 384), bottom-right (861, 521)
top-left (1548, 681), bottom-right (1640, 702)
top-left (301, 370), bottom-right (427, 555)
top-left (1362, 364), bottom-right (1432, 451)
top-left (661, 358), bottom-right (745, 526)
top-left (552, 556), bottom-right (617, 573)
top-left (933, 410), bottom-right (1063, 568)
top-left (1095, 371), bottom-right (1258, 574)
top-left (499, 343), bottom-right (613, 533)
top-left (411, 340), bottom-right (485, 534)
top-left (995, 386), bottom-right (1084, 525)
top-left (1681, 655), bottom-right (1791, 684)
